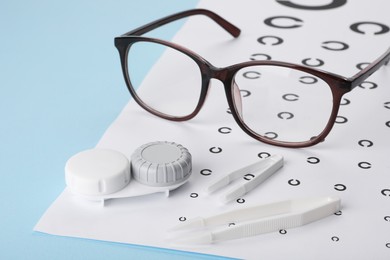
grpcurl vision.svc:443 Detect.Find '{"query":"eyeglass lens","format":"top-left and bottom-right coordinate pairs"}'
top-left (233, 65), bottom-right (333, 143)
top-left (127, 41), bottom-right (202, 117)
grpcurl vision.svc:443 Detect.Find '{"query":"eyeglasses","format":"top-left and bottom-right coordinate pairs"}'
top-left (115, 9), bottom-right (390, 148)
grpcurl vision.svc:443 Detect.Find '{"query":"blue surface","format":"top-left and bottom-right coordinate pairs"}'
top-left (0, 1), bottom-right (230, 259)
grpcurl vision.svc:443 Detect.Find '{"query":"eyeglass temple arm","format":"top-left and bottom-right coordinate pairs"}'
top-left (121, 9), bottom-right (241, 38)
top-left (349, 47), bottom-right (390, 89)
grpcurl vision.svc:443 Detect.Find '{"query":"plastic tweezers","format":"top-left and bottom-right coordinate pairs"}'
top-left (169, 196), bottom-right (341, 244)
top-left (205, 154), bottom-right (284, 203)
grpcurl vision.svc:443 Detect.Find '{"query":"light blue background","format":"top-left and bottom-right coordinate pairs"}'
top-left (0, 1), bottom-right (230, 259)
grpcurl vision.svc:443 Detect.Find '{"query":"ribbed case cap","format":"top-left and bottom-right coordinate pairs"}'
top-left (131, 141), bottom-right (192, 187)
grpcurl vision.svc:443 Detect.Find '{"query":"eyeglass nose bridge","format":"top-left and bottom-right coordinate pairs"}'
top-left (208, 66), bottom-right (231, 82)
top-left (207, 65), bottom-right (243, 117)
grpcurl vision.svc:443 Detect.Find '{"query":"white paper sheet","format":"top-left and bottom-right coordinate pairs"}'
top-left (35, 1), bottom-right (390, 259)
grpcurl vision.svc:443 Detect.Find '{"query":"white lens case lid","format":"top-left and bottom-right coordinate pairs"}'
top-left (65, 149), bottom-right (131, 196)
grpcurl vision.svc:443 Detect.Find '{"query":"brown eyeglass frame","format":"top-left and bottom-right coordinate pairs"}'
top-left (115, 9), bottom-right (390, 148)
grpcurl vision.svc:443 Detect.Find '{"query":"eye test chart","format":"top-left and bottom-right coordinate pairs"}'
top-left (35, 0), bottom-right (390, 259)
